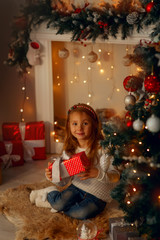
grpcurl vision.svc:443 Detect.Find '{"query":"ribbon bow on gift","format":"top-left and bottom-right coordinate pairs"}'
top-left (0, 142), bottom-right (20, 169)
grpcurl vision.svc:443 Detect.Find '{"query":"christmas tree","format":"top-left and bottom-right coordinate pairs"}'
top-left (101, 40), bottom-right (160, 240)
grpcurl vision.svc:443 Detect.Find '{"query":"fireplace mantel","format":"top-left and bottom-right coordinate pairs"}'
top-left (31, 24), bottom-right (152, 153)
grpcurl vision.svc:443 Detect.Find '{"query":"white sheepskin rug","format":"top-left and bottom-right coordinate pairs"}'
top-left (0, 181), bottom-right (123, 240)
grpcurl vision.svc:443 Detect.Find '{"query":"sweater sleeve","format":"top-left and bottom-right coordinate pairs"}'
top-left (96, 151), bottom-right (120, 183)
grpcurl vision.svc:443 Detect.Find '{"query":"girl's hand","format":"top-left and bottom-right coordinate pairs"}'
top-left (77, 167), bottom-right (99, 180)
top-left (45, 162), bottom-right (53, 181)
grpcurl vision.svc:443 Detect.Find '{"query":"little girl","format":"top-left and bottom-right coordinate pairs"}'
top-left (30, 103), bottom-right (120, 220)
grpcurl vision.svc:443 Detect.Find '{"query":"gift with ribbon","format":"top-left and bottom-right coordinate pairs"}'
top-left (2, 121), bottom-right (46, 161)
top-left (0, 141), bottom-right (24, 168)
top-left (62, 151), bottom-right (90, 176)
top-left (109, 217), bottom-right (139, 240)
top-left (49, 152), bottom-right (90, 183)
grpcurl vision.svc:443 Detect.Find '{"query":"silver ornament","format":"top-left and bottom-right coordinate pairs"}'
top-left (126, 12), bottom-right (139, 25)
top-left (124, 94), bottom-right (136, 106)
top-left (58, 48), bottom-right (69, 59)
top-left (146, 114), bottom-right (160, 133)
top-left (133, 118), bottom-right (144, 131)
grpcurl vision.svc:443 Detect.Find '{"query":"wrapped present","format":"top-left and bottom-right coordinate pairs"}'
top-left (2, 121), bottom-right (46, 161)
top-left (109, 217), bottom-right (139, 240)
top-left (50, 152), bottom-right (90, 183)
top-left (0, 141), bottom-right (24, 168)
top-left (62, 151), bottom-right (90, 176)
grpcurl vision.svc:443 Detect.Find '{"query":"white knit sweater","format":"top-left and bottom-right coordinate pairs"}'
top-left (49, 147), bottom-right (120, 203)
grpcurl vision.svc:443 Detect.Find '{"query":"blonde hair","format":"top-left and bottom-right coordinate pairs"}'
top-left (63, 103), bottom-right (103, 163)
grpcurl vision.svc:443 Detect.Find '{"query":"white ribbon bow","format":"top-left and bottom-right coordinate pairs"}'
top-left (1, 142), bottom-right (20, 169)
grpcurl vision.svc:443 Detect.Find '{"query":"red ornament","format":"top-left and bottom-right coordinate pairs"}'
top-left (30, 42), bottom-right (40, 49)
top-left (123, 76), bottom-right (142, 92)
top-left (146, 1), bottom-right (155, 13)
top-left (126, 120), bottom-right (133, 127)
top-left (144, 74), bottom-right (160, 93)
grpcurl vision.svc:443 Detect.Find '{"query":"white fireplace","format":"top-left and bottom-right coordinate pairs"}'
top-left (31, 24), bottom-right (151, 153)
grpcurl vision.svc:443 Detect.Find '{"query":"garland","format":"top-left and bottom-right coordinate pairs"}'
top-left (4, 0), bottom-right (160, 72)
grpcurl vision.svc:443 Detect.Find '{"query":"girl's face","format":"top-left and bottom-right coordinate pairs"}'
top-left (69, 111), bottom-right (93, 146)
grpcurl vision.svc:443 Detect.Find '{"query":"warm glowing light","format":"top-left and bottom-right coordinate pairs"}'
top-left (22, 87), bottom-right (25, 91)
top-left (58, 83), bottom-right (61, 86)
top-left (56, 139), bottom-right (60, 142)
top-left (137, 177), bottom-right (140, 180)
top-left (87, 102), bottom-right (90, 105)
top-left (97, 60), bottom-right (101, 65)
top-left (126, 48), bottom-right (129, 52)
top-left (28, 71), bottom-right (30, 74)
top-left (83, 80), bottom-right (87, 83)
top-left (54, 121), bottom-right (58, 125)
top-left (100, 69), bottom-right (104, 74)
top-left (116, 88), bottom-right (120, 92)
top-left (133, 169), bottom-right (137, 173)
top-left (88, 67), bottom-right (91, 70)
top-left (147, 173), bottom-right (151, 176)
top-left (26, 96), bottom-right (29, 100)
top-left (82, 55), bottom-right (85, 59)
top-left (111, 65), bottom-right (114, 69)
top-left (107, 52), bottom-right (110, 55)
top-left (51, 131), bottom-right (55, 136)
top-left (137, 67), bottom-right (143, 72)
top-left (21, 118), bottom-right (25, 122)
top-left (158, 195), bottom-right (160, 200)
top-left (107, 77), bottom-right (110, 81)
top-left (74, 76), bottom-right (77, 79)
top-left (88, 94), bottom-right (92, 98)
top-left (127, 200), bottom-right (131, 205)
top-left (147, 148), bottom-right (150, 152)
top-left (131, 148), bottom-right (135, 153)
top-left (114, 133), bottom-right (117, 136)
top-left (20, 108), bottom-right (23, 112)
top-left (107, 97), bottom-right (110, 101)
top-left (98, 49), bottom-right (102, 52)
top-left (139, 141), bottom-right (142, 144)
top-left (70, 80), bottom-right (73, 84)
top-left (133, 188), bottom-right (136, 192)
top-left (57, 75), bottom-right (60, 79)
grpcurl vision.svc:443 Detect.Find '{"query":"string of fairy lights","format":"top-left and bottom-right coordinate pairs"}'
top-left (20, 42), bottom-right (142, 143)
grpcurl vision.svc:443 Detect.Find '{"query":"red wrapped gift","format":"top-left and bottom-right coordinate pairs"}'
top-left (2, 121), bottom-right (46, 161)
top-left (62, 151), bottom-right (90, 176)
top-left (0, 141), bottom-right (24, 168)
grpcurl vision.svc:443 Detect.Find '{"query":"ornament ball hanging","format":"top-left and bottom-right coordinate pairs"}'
top-left (124, 94), bottom-right (136, 106)
top-left (146, 114), bottom-right (160, 133)
top-left (123, 76), bottom-right (142, 92)
top-left (145, 1), bottom-right (155, 13)
top-left (133, 118), bottom-right (144, 131)
top-left (144, 74), bottom-right (160, 93)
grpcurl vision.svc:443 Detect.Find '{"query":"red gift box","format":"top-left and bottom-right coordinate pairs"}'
top-left (63, 151), bottom-right (90, 176)
top-left (2, 121), bottom-right (46, 161)
top-left (0, 141), bottom-right (24, 168)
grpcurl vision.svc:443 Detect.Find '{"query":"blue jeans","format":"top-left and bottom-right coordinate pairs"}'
top-left (47, 184), bottom-right (106, 220)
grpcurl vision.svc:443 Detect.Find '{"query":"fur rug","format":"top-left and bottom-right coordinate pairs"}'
top-left (0, 181), bottom-right (123, 240)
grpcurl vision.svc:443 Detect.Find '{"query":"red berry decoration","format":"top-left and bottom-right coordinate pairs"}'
top-left (123, 76), bottom-right (142, 92)
top-left (146, 1), bottom-right (155, 13)
top-left (144, 74), bottom-right (160, 93)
